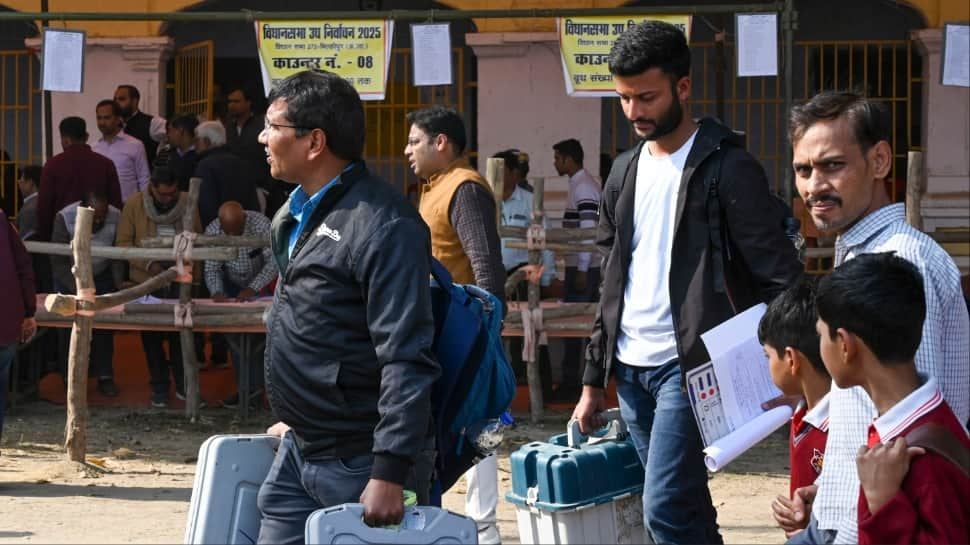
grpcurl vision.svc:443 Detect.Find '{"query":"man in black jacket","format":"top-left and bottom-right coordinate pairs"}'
top-left (193, 120), bottom-right (261, 226)
top-left (571, 21), bottom-right (803, 544)
top-left (114, 84), bottom-right (163, 166)
top-left (257, 70), bottom-right (440, 543)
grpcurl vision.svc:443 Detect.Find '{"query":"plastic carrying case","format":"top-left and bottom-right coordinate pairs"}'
top-left (506, 408), bottom-right (648, 544)
top-left (305, 503), bottom-right (478, 544)
top-left (184, 434), bottom-right (279, 544)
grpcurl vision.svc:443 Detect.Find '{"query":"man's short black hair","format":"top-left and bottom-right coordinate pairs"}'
top-left (492, 149), bottom-right (530, 177)
top-left (227, 85), bottom-right (254, 102)
top-left (553, 138), bottom-right (584, 165)
top-left (59, 116), bottom-right (87, 141)
top-left (97, 99), bottom-right (123, 117)
top-left (150, 165), bottom-right (178, 187)
top-left (18, 165), bottom-right (42, 185)
top-left (758, 275), bottom-right (827, 375)
top-left (816, 252), bottom-right (926, 365)
top-left (169, 113), bottom-right (199, 136)
top-left (789, 91), bottom-right (891, 153)
top-left (267, 70), bottom-right (365, 161)
top-left (406, 106), bottom-right (467, 154)
top-left (608, 20), bottom-right (691, 80)
top-left (117, 84), bottom-right (140, 100)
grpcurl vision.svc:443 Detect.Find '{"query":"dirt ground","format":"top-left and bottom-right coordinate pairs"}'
top-left (0, 402), bottom-right (790, 544)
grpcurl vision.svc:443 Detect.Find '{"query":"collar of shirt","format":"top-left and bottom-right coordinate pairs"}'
top-left (569, 168), bottom-right (592, 185)
top-left (802, 393), bottom-right (831, 433)
top-left (835, 203), bottom-right (906, 262)
top-left (870, 374), bottom-right (942, 444)
top-left (504, 185), bottom-right (529, 205)
top-left (23, 193), bottom-right (37, 204)
top-left (287, 163), bottom-right (354, 257)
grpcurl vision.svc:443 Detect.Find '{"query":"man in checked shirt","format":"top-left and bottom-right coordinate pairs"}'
top-left (784, 91), bottom-right (970, 544)
top-left (204, 200), bottom-right (278, 409)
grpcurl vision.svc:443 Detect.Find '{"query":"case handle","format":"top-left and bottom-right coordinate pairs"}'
top-left (566, 407), bottom-right (627, 448)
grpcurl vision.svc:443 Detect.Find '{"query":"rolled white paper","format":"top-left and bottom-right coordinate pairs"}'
top-left (703, 405), bottom-right (794, 472)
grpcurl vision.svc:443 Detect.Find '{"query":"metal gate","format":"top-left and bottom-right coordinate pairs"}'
top-left (604, 39), bottom-right (920, 198)
top-left (364, 47), bottom-right (471, 197)
top-left (0, 49), bottom-right (41, 219)
top-left (173, 40), bottom-right (214, 120)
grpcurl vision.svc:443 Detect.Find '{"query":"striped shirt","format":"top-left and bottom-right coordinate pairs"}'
top-left (203, 211), bottom-right (278, 295)
top-left (813, 203), bottom-right (970, 543)
top-left (562, 168), bottom-right (601, 271)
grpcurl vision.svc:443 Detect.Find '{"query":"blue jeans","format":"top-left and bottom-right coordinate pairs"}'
top-left (0, 343), bottom-right (17, 443)
top-left (257, 431), bottom-right (435, 544)
top-left (615, 359), bottom-right (722, 544)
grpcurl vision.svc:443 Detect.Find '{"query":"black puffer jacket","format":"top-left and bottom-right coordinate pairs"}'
top-left (583, 118), bottom-right (803, 388)
top-left (265, 161), bottom-right (440, 485)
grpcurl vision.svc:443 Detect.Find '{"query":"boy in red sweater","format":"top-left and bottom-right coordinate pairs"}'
top-left (816, 252), bottom-right (969, 544)
top-left (759, 276), bottom-right (832, 538)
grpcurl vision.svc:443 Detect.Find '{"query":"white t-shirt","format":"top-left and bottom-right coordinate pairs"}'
top-left (616, 130), bottom-right (697, 367)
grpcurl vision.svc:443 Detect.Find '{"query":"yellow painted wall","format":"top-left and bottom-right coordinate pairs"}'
top-left (3, 0), bottom-right (965, 37)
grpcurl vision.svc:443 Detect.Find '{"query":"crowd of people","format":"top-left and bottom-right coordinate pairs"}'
top-left (1, 18), bottom-right (967, 545)
top-left (7, 83), bottom-right (281, 409)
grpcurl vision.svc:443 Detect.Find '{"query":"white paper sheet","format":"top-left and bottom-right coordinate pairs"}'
top-left (703, 405), bottom-right (793, 471)
top-left (411, 23), bottom-right (452, 87)
top-left (942, 23), bottom-right (970, 87)
top-left (42, 29), bottom-right (85, 93)
top-left (735, 13), bottom-right (778, 77)
top-left (128, 295), bottom-right (164, 305)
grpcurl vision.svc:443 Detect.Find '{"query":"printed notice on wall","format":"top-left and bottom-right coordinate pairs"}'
top-left (942, 23), bottom-right (970, 87)
top-left (411, 23), bottom-right (452, 86)
top-left (254, 20), bottom-right (394, 100)
top-left (42, 29), bottom-right (85, 93)
top-left (557, 15), bottom-right (691, 97)
top-left (735, 13), bottom-right (778, 77)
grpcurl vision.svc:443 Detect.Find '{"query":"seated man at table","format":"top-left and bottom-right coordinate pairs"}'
top-left (50, 191), bottom-right (126, 396)
top-left (203, 201), bottom-right (276, 409)
top-left (115, 165), bottom-right (201, 408)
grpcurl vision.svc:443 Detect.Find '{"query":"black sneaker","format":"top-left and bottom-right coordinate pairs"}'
top-left (97, 378), bottom-right (120, 397)
top-left (151, 392), bottom-right (168, 408)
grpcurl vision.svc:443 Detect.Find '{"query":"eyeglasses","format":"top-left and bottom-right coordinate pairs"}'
top-left (264, 120), bottom-right (314, 132)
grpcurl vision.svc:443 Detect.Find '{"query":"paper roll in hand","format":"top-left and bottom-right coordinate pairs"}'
top-left (702, 405), bottom-right (794, 472)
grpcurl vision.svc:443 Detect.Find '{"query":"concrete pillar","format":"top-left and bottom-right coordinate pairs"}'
top-left (26, 36), bottom-right (173, 157)
top-left (912, 28), bottom-right (970, 234)
top-left (468, 31), bottom-right (601, 211)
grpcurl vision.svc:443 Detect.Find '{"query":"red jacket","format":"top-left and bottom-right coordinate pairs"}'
top-left (35, 143), bottom-right (122, 241)
top-left (1, 212), bottom-right (35, 346)
top-left (858, 384), bottom-right (970, 545)
top-left (790, 396), bottom-right (829, 497)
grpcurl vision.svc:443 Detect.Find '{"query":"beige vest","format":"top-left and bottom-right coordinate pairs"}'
top-left (418, 158), bottom-right (492, 285)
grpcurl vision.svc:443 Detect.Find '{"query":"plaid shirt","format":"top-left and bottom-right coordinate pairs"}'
top-left (813, 204), bottom-right (970, 543)
top-left (203, 211), bottom-right (278, 295)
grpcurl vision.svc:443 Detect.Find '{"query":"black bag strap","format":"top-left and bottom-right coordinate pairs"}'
top-left (904, 423), bottom-right (970, 479)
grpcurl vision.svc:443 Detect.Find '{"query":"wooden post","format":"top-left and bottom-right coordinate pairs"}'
top-left (485, 157), bottom-right (505, 227)
top-left (527, 177), bottom-right (545, 424)
top-left (181, 178), bottom-right (202, 420)
top-left (906, 151), bottom-right (924, 230)
top-left (64, 206), bottom-right (94, 462)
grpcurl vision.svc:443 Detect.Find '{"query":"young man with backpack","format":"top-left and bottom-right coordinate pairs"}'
top-left (571, 21), bottom-right (803, 544)
top-left (257, 71), bottom-right (439, 542)
top-left (405, 106), bottom-right (507, 545)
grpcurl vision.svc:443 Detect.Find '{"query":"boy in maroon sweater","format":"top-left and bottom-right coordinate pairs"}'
top-left (759, 276), bottom-right (832, 538)
top-left (816, 252), bottom-right (969, 545)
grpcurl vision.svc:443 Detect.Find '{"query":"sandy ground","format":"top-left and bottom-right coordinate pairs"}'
top-left (0, 402), bottom-right (789, 544)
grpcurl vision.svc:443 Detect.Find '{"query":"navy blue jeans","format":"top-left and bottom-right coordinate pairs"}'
top-left (257, 431), bottom-right (435, 544)
top-left (615, 359), bottom-right (722, 544)
top-left (0, 343), bottom-right (15, 443)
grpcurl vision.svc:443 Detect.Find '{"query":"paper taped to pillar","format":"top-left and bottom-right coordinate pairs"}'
top-left (42, 28), bottom-right (86, 93)
top-left (557, 15), bottom-right (691, 97)
top-left (254, 20), bottom-right (394, 100)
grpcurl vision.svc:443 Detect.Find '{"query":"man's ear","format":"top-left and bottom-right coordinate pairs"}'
top-left (306, 128), bottom-right (327, 160)
top-left (870, 140), bottom-right (892, 179)
top-left (433, 133), bottom-right (449, 153)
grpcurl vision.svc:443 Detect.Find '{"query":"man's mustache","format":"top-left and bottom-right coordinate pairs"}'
top-left (806, 194), bottom-right (843, 208)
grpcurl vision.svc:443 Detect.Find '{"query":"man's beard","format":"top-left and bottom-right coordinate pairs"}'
top-left (633, 93), bottom-right (683, 141)
top-left (153, 197), bottom-right (177, 213)
top-left (120, 106), bottom-right (133, 118)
